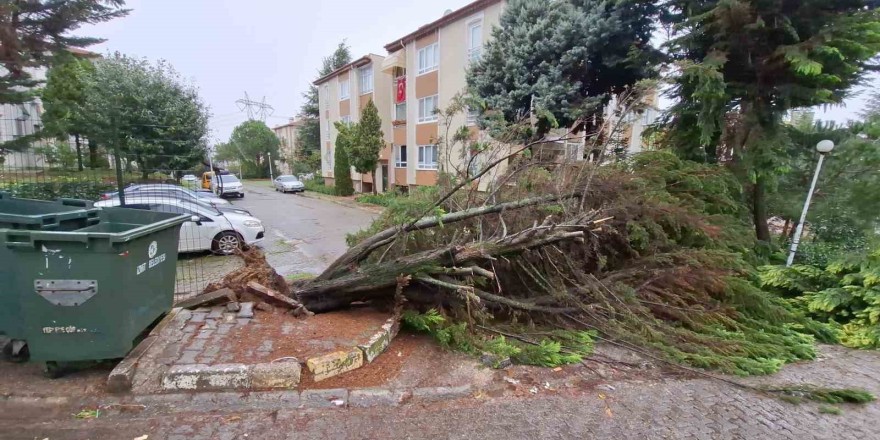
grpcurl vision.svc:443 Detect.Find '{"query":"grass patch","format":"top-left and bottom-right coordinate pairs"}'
top-left (304, 179), bottom-right (337, 196)
top-left (355, 192), bottom-right (399, 207)
top-left (285, 272), bottom-right (315, 282)
top-left (767, 386), bottom-right (876, 405)
top-left (818, 405), bottom-right (842, 415)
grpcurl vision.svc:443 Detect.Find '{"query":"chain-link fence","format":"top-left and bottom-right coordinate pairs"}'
top-left (0, 118), bottom-right (244, 298)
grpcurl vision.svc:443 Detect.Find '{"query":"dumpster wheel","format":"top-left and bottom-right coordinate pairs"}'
top-left (43, 361), bottom-right (64, 379)
top-left (2, 340), bottom-right (29, 363)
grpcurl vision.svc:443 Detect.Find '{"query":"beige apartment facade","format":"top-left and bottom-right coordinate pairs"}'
top-left (315, 54), bottom-right (393, 192)
top-left (317, 0), bottom-right (656, 193)
top-left (272, 118), bottom-right (304, 174)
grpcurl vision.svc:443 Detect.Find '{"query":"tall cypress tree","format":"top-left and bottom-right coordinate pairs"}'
top-left (333, 121), bottom-right (355, 196)
top-left (348, 99), bottom-right (384, 194)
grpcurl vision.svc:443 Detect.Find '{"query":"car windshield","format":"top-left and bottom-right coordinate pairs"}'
top-left (278, 176), bottom-right (297, 181)
top-left (219, 174), bottom-right (240, 183)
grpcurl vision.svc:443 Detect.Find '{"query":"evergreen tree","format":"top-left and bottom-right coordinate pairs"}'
top-left (467, 0), bottom-right (660, 138)
top-left (297, 41), bottom-right (351, 159)
top-left (348, 99), bottom-right (384, 194)
top-left (660, 0), bottom-right (880, 242)
top-left (333, 121), bottom-right (355, 196)
top-left (0, 0), bottom-right (128, 104)
top-left (41, 55), bottom-right (96, 170)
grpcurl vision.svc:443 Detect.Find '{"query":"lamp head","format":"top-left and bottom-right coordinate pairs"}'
top-left (816, 140), bottom-right (835, 154)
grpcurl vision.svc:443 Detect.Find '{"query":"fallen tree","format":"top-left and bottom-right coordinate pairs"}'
top-left (211, 103), bottom-right (834, 377)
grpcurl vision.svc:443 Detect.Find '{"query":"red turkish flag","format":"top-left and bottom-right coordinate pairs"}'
top-left (396, 77), bottom-right (406, 103)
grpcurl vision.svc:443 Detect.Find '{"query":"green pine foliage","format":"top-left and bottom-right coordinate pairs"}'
top-left (401, 310), bottom-right (596, 368)
top-left (760, 247), bottom-right (880, 349)
top-left (468, 0), bottom-right (660, 137)
top-left (297, 41), bottom-right (351, 162)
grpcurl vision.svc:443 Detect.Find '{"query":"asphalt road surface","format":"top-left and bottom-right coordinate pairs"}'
top-left (233, 182), bottom-right (378, 276)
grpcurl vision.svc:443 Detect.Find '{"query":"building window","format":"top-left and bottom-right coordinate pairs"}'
top-left (417, 43), bottom-right (439, 75)
top-left (417, 145), bottom-right (438, 170)
top-left (467, 19), bottom-right (483, 63)
top-left (339, 77), bottom-right (350, 100)
top-left (395, 145), bottom-right (407, 168)
top-left (418, 95), bottom-right (439, 123)
top-left (341, 115), bottom-right (352, 125)
top-left (359, 66), bottom-right (373, 94)
top-left (466, 106), bottom-right (479, 125)
top-left (395, 102), bottom-right (407, 121)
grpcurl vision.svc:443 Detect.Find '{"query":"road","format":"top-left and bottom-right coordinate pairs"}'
top-left (174, 183), bottom-right (377, 295)
top-left (233, 182), bottom-right (377, 276)
top-left (2, 345), bottom-right (879, 439)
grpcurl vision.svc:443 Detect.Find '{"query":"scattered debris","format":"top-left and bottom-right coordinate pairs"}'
top-left (596, 384), bottom-right (616, 392)
top-left (480, 352), bottom-right (512, 369)
top-left (226, 302), bottom-right (241, 312)
top-left (246, 281), bottom-right (312, 317)
top-left (237, 302), bottom-right (255, 319)
top-left (176, 287), bottom-right (237, 310)
top-left (74, 409), bottom-right (99, 419)
top-left (204, 248), bottom-right (290, 297)
top-left (504, 377), bottom-right (521, 386)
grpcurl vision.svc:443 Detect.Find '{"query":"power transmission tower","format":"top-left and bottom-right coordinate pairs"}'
top-left (235, 92), bottom-right (275, 122)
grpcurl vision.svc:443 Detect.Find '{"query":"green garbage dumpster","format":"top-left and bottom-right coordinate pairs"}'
top-left (1, 207), bottom-right (187, 368)
top-left (0, 193), bottom-right (100, 343)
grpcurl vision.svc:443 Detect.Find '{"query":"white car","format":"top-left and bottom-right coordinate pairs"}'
top-left (212, 174), bottom-right (245, 198)
top-left (95, 196), bottom-right (264, 254)
top-left (182, 174), bottom-right (198, 183)
top-left (273, 175), bottom-right (305, 193)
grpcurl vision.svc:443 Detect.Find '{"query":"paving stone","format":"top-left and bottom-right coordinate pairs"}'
top-left (236, 318), bottom-right (251, 326)
top-left (226, 302), bottom-right (240, 312)
top-left (237, 302), bottom-right (255, 318)
top-left (162, 364), bottom-right (251, 391)
top-left (217, 324), bottom-right (234, 335)
top-left (195, 329), bottom-right (214, 340)
top-left (251, 361), bottom-right (302, 389)
top-left (412, 385), bottom-right (473, 402)
top-left (202, 345), bottom-right (220, 358)
top-left (258, 340), bottom-right (273, 352)
top-left (181, 324), bottom-right (199, 334)
top-left (190, 312), bottom-right (207, 323)
top-left (306, 349), bottom-right (363, 381)
top-left (349, 388), bottom-right (407, 407)
top-left (193, 307), bottom-right (211, 313)
top-left (223, 313), bottom-right (237, 323)
top-left (300, 388), bottom-right (348, 408)
top-left (187, 338), bottom-right (207, 351)
top-left (177, 350), bottom-right (199, 364)
top-left (202, 319), bottom-right (217, 330)
top-left (248, 390), bottom-right (300, 408)
top-left (358, 326), bottom-right (391, 363)
top-left (207, 307), bottom-right (224, 319)
top-left (281, 323), bottom-right (295, 336)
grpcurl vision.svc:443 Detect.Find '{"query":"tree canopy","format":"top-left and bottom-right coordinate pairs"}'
top-left (41, 55), bottom-right (95, 169)
top-left (332, 121), bottom-right (355, 196)
top-left (659, 0), bottom-right (880, 241)
top-left (467, 0), bottom-right (660, 137)
top-left (347, 99), bottom-right (384, 193)
top-left (219, 120), bottom-right (280, 178)
top-left (296, 41), bottom-right (351, 160)
top-left (0, 0), bottom-right (128, 104)
top-left (80, 53), bottom-right (210, 177)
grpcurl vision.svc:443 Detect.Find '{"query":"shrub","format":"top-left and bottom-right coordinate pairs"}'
top-left (304, 179), bottom-right (336, 196)
top-left (0, 180), bottom-right (115, 201)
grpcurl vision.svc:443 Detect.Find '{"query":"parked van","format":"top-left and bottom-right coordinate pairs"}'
top-left (201, 171), bottom-right (214, 190)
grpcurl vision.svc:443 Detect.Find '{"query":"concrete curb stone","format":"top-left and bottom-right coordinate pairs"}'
top-left (301, 389), bottom-right (348, 408)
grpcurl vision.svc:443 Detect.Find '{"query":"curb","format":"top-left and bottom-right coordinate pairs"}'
top-left (107, 308), bottom-right (184, 393)
top-left (157, 316), bottom-right (399, 392)
top-left (299, 191), bottom-right (383, 214)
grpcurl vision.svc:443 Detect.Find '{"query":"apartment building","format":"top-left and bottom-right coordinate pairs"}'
top-left (271, 118), bottom-right (304, 174)
top-left (315, 54), bottom-right (392, 192)
top-left (317, 0), bottom-right (656, 192)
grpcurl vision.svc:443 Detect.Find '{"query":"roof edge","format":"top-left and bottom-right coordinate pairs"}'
top-left (383, 0), bottom-right (502, 53)
top-left (313, 54), bottom-right (379, 85)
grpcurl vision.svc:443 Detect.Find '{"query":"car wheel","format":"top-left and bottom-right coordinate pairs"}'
top-left (212, 231), bottom-right (242, 255)
top-left (239, 193), bottom-right (245, 198)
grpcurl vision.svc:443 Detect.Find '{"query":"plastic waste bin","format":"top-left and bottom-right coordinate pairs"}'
top-left (1, 206), bottom-right (187, 369)
top-left (0, 193), bottom-right (100, 341)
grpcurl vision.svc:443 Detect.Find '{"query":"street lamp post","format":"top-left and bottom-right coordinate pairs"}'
top-left (268, 151), bottom-right (274, 181)
top-left (786, 140), bottom-right (835, 267)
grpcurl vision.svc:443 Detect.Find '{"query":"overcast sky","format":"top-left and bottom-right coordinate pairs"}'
top-left (75, 0), bottom-right (873, 143)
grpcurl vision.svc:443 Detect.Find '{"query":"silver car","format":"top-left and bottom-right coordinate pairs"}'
top-left (95, 196), bottom-right (264, 254)
top-left (273, 175), bottom-right (305, 193)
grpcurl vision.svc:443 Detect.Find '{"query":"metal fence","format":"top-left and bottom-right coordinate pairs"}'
top-left (0, 118), bottom-right (236, 298)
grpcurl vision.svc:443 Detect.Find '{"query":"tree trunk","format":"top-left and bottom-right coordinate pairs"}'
top-left (74, 134), bottom-right (83, 171)
top-left (371, 169), bottom-right (378, 195)
top-left (88, 139), bottom-right (97, 168)
top-left (753, 172), bottom-right (771, 242)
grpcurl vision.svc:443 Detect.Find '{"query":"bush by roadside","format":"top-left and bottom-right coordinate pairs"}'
top-left (304, 179), bottom-right (336, 196)
top-left (0, 180), bottom-right (115, 201)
